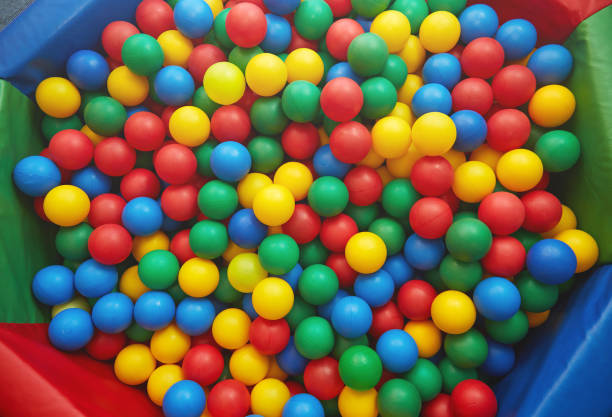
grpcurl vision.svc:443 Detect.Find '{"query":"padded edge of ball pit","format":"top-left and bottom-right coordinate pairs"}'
top-left (0, 0), bottom-right (141, 96)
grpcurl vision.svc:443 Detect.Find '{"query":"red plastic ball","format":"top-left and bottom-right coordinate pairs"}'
top-left (281, 122), bottom-right (320, 160)
top-left (286, 381), bottom-right (306, 396)
top-left (320, 214), bottom-right (359, 252)
top-left (94, 137), bottom-right (136, 177)
top-left (451, 379), bottom-right (498, 417)
top-left (422, 393), bottom-right (453, 417)
top-left (211, 105), bottom-right (251, 143)
top-left (481, 236), bottom-right (526, 277)
top-left (486, 109), bottom-right (531, 152)
top-left (120, 168), bottom-right (161, 201)
top-left (160, 184), bottom-right (198, 221)
top-left (369, 301), bottom-right (405, 338)
top-left (39, 147), bottom-right (72, 183)
top-left (477, 192), bottom-right (525, 235)
top-left (135, 0), bottom-right (174, 38)
top-left (491, 65), bottom-right (536, 108)
top-left (326, 253), bottom-right (357, 288)
top-left (85, 330), bottom-right (126, 360)
top-left (440, 189), bottom-right (460, 213)
top-left (154, 143), bottom-right (197, 185)
top-left (101, 21), bottom-right (140, 62)
top-left (451, 78), bottom-right (493, 115)
top-left (88, 224), bottom-right (133, 265)
top-left (88, 193), bottom-right (126, 228)
top-left (182, 344), bottom-right (225, 387)
top-left (170, 229), bottom-right (196, 264)
top-left (320, 77), bottom-right (364, 122)
top-left (160, 106), bottom-right (177, 136)
top-left (287, 27), bottom-right (319, 52)
top-left (520, 190), bottom-right (563, 233)
top-left (249, 317), bottom-right (290, 355)
top-left (33, 197), bottom-right (50, 222)
top-left (411, 156), bottom-right (454, 196)
top-left (191, 329), bottom-right (219, 348)
top-left (460, 37), bottom-right (505, 79)
top-left (282, 203), bottom-right (322, 244)
top-left (124, 111), bottom-right (166, 151)
top-left (409, 197), bottom-right (453, 239)
top-left (449, 43), bottom-right (464, 60)
top-left (225, 3), bottom-right (267, 48)
top-left (207, 379), bottom-right (251, 417)
top-left (326, 18), bottom-right (364, 61)
top-left (533, 171), bottom-right (550, 191)
top-left (344, 166), bottom-right (383, 207)
top-left (48, 129), bottom-right (94, 170)
top-left (397, 280), bottom-right (437, 320)
top-left (187, 44), bottom-right (227, 83)
top-left (304, 357), bottom-right (344, 400)
top-left (236, 86), bottom-right (260, 113)
top-left (325, 0), bottom-right (353, 17)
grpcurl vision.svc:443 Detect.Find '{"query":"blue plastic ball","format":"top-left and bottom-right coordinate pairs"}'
top-left (458, 4), bottom-right (499, 44)
top-left (261, 14), bottom-right (292, 54)
top-left (242, 293), bottom-right (259, 319)
top-left (126, 105), bottom-right (149, 117)
top-left (162, 213), bottom-right (184, 233)
top-left (480, 339), bottom-right (515, 377)
top-left (331, 295), bottom-right (373, 338)
top-left (451, 110), bottom-right (488, 152)
top-left (71, 166), bottom-right (111, 199)
top-left (174, 0), bottom-right (214, 39)
top-left (66, 50), bottom-right (109, 91)
top-left (121, 197), bottom-right (163, 236)
top-left (210, 141), bottom-right (252, 182)
top-left (313, 144), bottom-right (351, 178)
top-left (282, 393), bottom-right (324, 417)
top-left (277, 337), bottom-right (309, 375)
top-left (382, 254), bottom-right (414, 288)
top-left (281, 263), bottom-right (303, 290)
top-left (495, 19), bottom-right (537, 60)
top-left (411, 83), bottom-right (452, 117)
top-left (228, 209), bottom-right (268, 249)
top-left (318, 289), bottom-right (349, 320)
top-left (163, 380), bottom-right (206, 417)
top-left (354, 270), bottom-right (395, 307)
top-left (403, 234), bottom-right (446, 271)
top-left (74, 259), bottom-right (118, 298)
top-left (325, 62), bottom-right (364, 84)
top-left (134, 291), bottom-right (176, 331)
top-left (527, 44), bottom-right (573, 85)
top-left (355, 16), bottom-right (372, 32)
top-left (176, 297), bottom-right (216, 335)
top-left (526, 239), bottom-right (577, 285)
top-left (473, 277), bottom-right (522, 321)
top-left (422, 54), bottom-right (462, 90)
top-left (376, 329), bottom-right (419, 373)
top-left (263, 0), bottom-right (300, 15)
top-left (154, 65), bottom-right (195, 106)
top-left (13, 155), bottom-right (61, 197)
top-left (32, 265), bottom-right (74, 305)
top-left (48, 308), bottom-right (94, 351)
top-left (92, 292), bottom-right (134, 333)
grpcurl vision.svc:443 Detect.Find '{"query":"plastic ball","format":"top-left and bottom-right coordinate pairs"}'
top-left (121, 34), bottom-right (163, 77)
top-left (422, 53), bottom-right (461, 90)
top-left (225, 3), bottom-right (267, 48)
top-left (91, 292), bottom-right (133, 334)
top-left (480, 339), bottom-right (515, 377)
top-left (473, 277), bottom-right (521, 321)
top-left (285, 48), bottom-right (324, 84)
top-left (527, 44), bottom-right (573, 84)
top-left (42, 185), bottom-right (90, 227)
top-left (328, 121), bottom-right (371, 164)
top-left (458, 4), bottom-right (498, 43)
top-left (460, 37), bottom-right (504, 79)
top-left (190, 220), bottom-right (229, 259)
top-left (153, 66), bottom-right (194, 106)
top-left (282, 393), bottom-right (324, 417)
top-left (412, 84), bottom-right (452, 117)
top-left (55, 223), bottom-right (93, 261)
top-left (245, 53), bottom-right (287, 97)
top-left (102, 20), bottom-right (140, 61)
top-left (209, 141), bottom-right (251, 182)
top-left (345, 232), bottom-right (387, 274)
top-left (252, 184), bottom-right (295, 226)
top-left (294, 0), bottom-right (333, 41)
top-left (338, 387), bottom-right (378, 417)
top-left (48, 308), bottom-right (94, 351)
top-left (146, 364), bottom-right (184, 407)
top-left (320, 77), bottom-right (363, 123)
top-left (555, 229), bottom-right (599, 273)
top-left (478, 192), bottom-right (525, 235)
top-left (173, 0), bottom-right (213, 39)
top-left (451, 78), bottom-right (493, 115)
top-left (412, 112), bottom-right (456, 156)
top-left (13, 155), bottom-right (61, 197)
top-left (93, 137), bottom-right (136, 177)
top-left (452, 161), bottom-right (495, 203)
top-left (212, 308), bottom-right (251, 349)
top-left (339, 345), bottom-right (382, 390)
top-left (167, 106), bottom-right (210, 147)
top-left (326, 18), bottom-right (364, 61)
top-left (150, 323), bottom-right (191, 364)
top-left (410, 156), bottom-right (452, 197)
top-left (182, 344), bottom-right (224, 387)
top-left (155, 143), bottom-right (198, 185)
top-left (294, 316), bottom-right (335, 360)
top-left (48, 129), bottom-right (94, 171)
top-left (491, 65), bottom-right (536, 108)
top-left (526, 239), bottom-right (577, 285)
top-left (431, 290), bottom-right (476, 334)
top-left (354, 269), bottom-right (395, 307)
top-left (85, 329), bottom-right (126, 360)
top-left (83, 96), bottom-right (127, 137)
top-left (370, 10), bottom-right (411, 53)
top-left (409, 197), bottom-right (453, 239)
top-left (251, 378), bottom-right (291, 417)
top-left (347, 32), bottom-right (389, 77)
top-left (229, 343), bottom-right (270, 386)
top-left (32, 265), bottom-right (74, 306)
top-left (69, 166), bottom-right (110, 199)
top-left (451, 380), bottom-right (497, 417)
top-left (376, 329), bottom-right (418, 373)
top-left (486, 109), bottom-right (531, 152)
top-left (88, 224), bottom-right (133, 265)
top-left (397, 280), bottom-right (437, 321)
top-left (177, 258), bottom-right (218, 298)
top-left (228, 209), bottom-right (268, 249)
top-left (377, 379), bottom-right (422, 417)
top-left (203, 62), bottom-right (246, 106)
top-left (124, 111), bottom-right (165, 151)
top-left (521, 190), bottom-right (563, 233)
top-left (163, 380), bottom-right (206, 417)
top-left (403, 320), bottom-right (442, 358)
top-left (495, 19), bottom-right (537, 60)
top-left (175, 297), bottom-right (215, 336)
top-left (485, 310), bottom-right (529, 344)
top-left (445, 218), bottom-right (492, 263)
top-left (252, 278), bottom-right (294, 320)
top-left (114, 344), bottom-right (157, 385)
top-left (343, 166), bottom-right (382, 207)
top-left (261, 14), bottom-right (291, 54)
top-left (134, 291), bottom-right (175, 331)
top-left (402, 358), bottom-right (442, 402)
top-left (535, 129), bottom-right (581, 172)
top-left (360, 76), bottom-right (398, 120)
top-left (197, 180), bottom-right (237, 221)
top-left (35, 77), bottom-right (81, 118)
top-left (496, 149), bottom-right (543, 192)
top-left (120, 197), bottom-right (162, 236)
top-left (207, 379), bottom-right (250, 417)
top-left (331, 295), bottom-right (372, 338)
top-left (66, 50), bottom-right (109, 91)
top-left (403, 234), bottom-right (445, 271)
top-left (106, 65), bottom-right (149, 106)
top-left (249, 317), bottom-right (290, 355)
top-left (120, 168), bottom-right (161, 201)
top-left (157, 29), bottom-right (193, 67)
top-left (419, 11), bottom-right (460, 53)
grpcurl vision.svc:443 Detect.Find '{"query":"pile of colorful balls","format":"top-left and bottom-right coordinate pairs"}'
top-left (12, 0), bottom-right (601, 416)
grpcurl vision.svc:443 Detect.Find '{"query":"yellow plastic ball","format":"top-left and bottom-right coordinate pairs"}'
top-left (147, 364), bottom-right (184, 406)
top-left (398, 36), bottom-right (426, 74)
top-left (150, 324), bottom-right (191, 364)
top-left (169, 106), bottom-right (211, 147)
top-left (386, 144), bottom-right (422, 178)
top-left (372, 116), bottom-right (412, 159)
top-left (204, 62), bottom-right (246, 105)
top-left (212, 308), bottom-right (251, 350)
top-left (253, 184), bottom-right (296, 227)
top-left (541, 205), bottom-right (577, 238)
top-left (228, 253), bottom-right (268, 293)
top-left (442, 149), bottom-right (467, 171)
top-left (266, 358), bottom-right (288, 381)
top-left (268, 225), bottom-right (284, 235)
top-left (338, 387), bottom-right (378, 417)
top-left (119, 265), bottom-right (151, 302)
top-left (107, 66), bottom-right (149, 106)
top-left (114, 344), bottom-right (157, 385)
top-left (452, 161), bottom-right (496, 203)
top-left (411, 112), bottom-right (456, 156)
top-left (389, 102), bottom-right (415, 125)
top-left (43, 185), bottom-right (90, 227)
top-left (496, 149), bottom-right (543, 192)
top-left (470, 144), bottom-right (503, 170)
top-left (223, 241), bottom-right (256, 262)
top-left (132, 231), bottom-right (170, 261)
top-left (246, 53), bottom-right (288, 97)
top-left (376, 166), bottom-right (394, 187)
top-left (252, 278), bottom-right (295, 320)
top-left (204, 0), bottom-right (223, 17)
top-left (419, 11), bottom-right (461, 53)
top-left (273, 162), bottom-right (313, 201)
top-left (178, 257), bottom-right (220, 297)
top-left (229, 344), bottom-right (270, 386)
top-left (157, 30), bottom-right (193, 67)
top-left (285, 48), bottom-right (324, 84)
top-left (370, 11), bottom-right (411, 53)
top-left (345, 232), bottom-right (387, 274)
top-left (251, 378), bottom-right (291, 417)
top-left (238, 173), bottom-right (273, 208)
top-left (35, 77), bottom-right (81, 118)
top-left (319, 127), bottom-right (330, 146)
top-left (51, 296), bottom-right (91, 317)
top-left (359, 147), bottom-right (385, 169)
top-left (555, 229), bottom-right (599, 273)
top-left (81, 125), bottom-right (106, 145)
top-left (403, 320), bottom-right (442, 358)
top-left (528, 85), bottom-right (576, 127)
top-left (526, 310), bottom-right (550, 328)
top-left (398, 74), bottom-right (424, 104)
top-left (431, 290), bottom-right (477, 335)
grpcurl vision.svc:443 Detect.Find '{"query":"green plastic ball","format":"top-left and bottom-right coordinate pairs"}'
top-left (228, 46), bottom-right (262, 72)
top-left (126, 322), bottom-right (154, 342)
top-left (445, 218), bottom-right (492, 262)
top-left (322, 399), bottom-right (340, 417)
top-left (351, 0), bottom-right (392, 18)
top-left (194, 139), bottom-right (218, 177)
top-left (345, 203), bottom-right (381, 231)
top-left (189, 220), bottom-right (228, 259)
top-left (55, 223), bottom-right (93, 261)
top-left (122, 34), bottom-right (164, 76)
top-left (381, 55), bottom-right (409, 89)
top-left (308, 176), bottom-right (349, 217)
top-left (425, 269), bottom-right (447, 292)
top-left (515, 271), bottom-right (559, 312)
top-left (138, 250), bottom-right (180, 290)
top-left (377, 379), bottom-right (422, 417)
top-left (444, 328), bottom-right (488, 369)
top-left (286, 295), bottom-right (317, 331)
top-left (319, 51), bottom-right (337, 85)
top-left (247, 136), bottom-right (285, 173)
top-left (167, 281), bottom-right (187, 303)
top-left (427, 0), bottom-right (466, 15)
top-left (299, 264), bottom-right (339, 305)
top-left (391, 0), bottom-right (430, 33)
top-left (382, 179), bottom-right (420, 219)
top-left (339, 345), bottom-right (383, 390)
top-left (347, 33), bottom-right (389, 77)
top-left (403, 358), bottom-right (442, 401)
top-left (41, 115), bottom-right (82, 140)
top-left (535, 130), bottom-right (581, 172)
top-left (79, 91), bottom-right (106, 116)
top-left (214, 267), bottom-right (242, 304)
top-left (282, 80), bottom-right (321, 123)
top-left (439, 255), bottom-right (482, 291)
top-left (453, 211), bottom-right (478, 222)
top-left (485, 310), bottom-right (529, 344)
top-left (294, 316), bottom-right (335, 359)
top-left (250, 97), bottom-right (290, 135)
top-left (360, 76), bottom-right (398, 120)
top-left (258, 234), bottom-right (300, 275)
top-left (295, 0), bottom-right (333, 40)
top-left (333, 334), bottom-right (369, 359)
top-left (368, 217), bottom-right (406, 255)
top-left (512, 229), bottom-right (541, 251)
top-left (438, 357), bottom-right (477, 393)
top-left (84, 96), bottom-right (127, 136)
top-left (197, 180), bottom-right (238, 220)
top-left (193, 86), bottom-right (221, 116)
top-left (212, 8), bottom-right (235, 50)
top-left (299, 238), bottom-right (329, 267)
